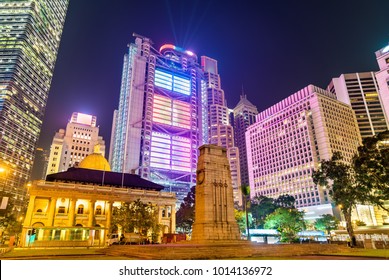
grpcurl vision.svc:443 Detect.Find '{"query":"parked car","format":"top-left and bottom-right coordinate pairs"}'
top-left (107, 233), bottom-right (119, 245)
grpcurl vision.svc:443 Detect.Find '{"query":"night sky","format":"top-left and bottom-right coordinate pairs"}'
top-left (38, 0), bottom-right (389, 156)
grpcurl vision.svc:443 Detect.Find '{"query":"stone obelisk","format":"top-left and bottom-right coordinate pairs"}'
top-left (191, 144), bottom-right (241, 241)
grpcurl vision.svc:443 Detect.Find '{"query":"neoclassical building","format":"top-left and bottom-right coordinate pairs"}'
top-left (21, 150), bottom-right (176, 247)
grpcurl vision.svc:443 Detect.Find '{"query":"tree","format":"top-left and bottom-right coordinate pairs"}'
top-left (250, 194), bottom-right (295, 229)
top-left (0, 191), bottom-right (23, 243)
top-left (241, 185), bottom-right (251, 240)
top-left (111, 199), bottom-right (161, 242)
top-left (354, 220), bottom-right (366, 227)
top-left (250, 195), bottom-right (276, 229)
top-left (353, 130), bottom-right (389, 211)
top-left (314, 214), bottom-right (339, 234)
top-left (274, 194), bottom-right (295, 209)
top-left (312, 152), bottom-right (362, 246)
top-left (264, 208), bottom-right (306, 243)
top-left (176, 185), bottom-right (195, 232)
top-left (313, 130), bottom-right (389, 247)
top-left (234, 208), bottom-right (246, 234)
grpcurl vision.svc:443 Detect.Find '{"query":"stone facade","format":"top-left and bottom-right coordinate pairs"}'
top-left (21, 180), bottom-right (176, 247)
top-left (191, 145), bottom-right (241, 241)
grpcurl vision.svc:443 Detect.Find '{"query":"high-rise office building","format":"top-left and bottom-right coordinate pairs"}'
top-left (374, 43), bottom-right (389, 125)
top-left (0, 0), bottom-right (69, 210)
top-left (232, 92), bottom-right (258, 187)
top-left (201, 56), bottom-right (241, 205)
top-left (110, 34), bottom-right (204, 204)
top-left (46, 112), bottom-right (106, 175)
top-left (30, 147), bottom-right (49, 180)
top-left (327, 72), bottom-right (389, 139)
top-left (246, 85), bottom-right (361, 210)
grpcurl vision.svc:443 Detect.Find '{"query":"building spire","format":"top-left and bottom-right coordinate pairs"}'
top-left (241, 84), bottom-right (246, 100)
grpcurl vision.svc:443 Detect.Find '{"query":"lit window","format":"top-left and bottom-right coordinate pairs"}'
top-left (77, 204), bottom-right (84, 214)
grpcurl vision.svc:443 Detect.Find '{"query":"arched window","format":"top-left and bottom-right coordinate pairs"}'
top-left (58, 206), bottom-right (65, 214)
top-left (95, 205), bottom-right (102, 215)
top-left (77, 204), bottom-right (84, 214)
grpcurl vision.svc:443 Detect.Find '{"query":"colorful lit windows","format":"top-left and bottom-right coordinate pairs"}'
top-left (154, 68), bottom-right (191, 95)
top-left (150, 132), bottom-right (191, 172)
top-left (152, 94), bottom-right (191, 129)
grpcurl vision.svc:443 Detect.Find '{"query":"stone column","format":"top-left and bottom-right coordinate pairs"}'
top-left (158, 206), bottom-right (163, 224)
top-left (170, 204), bottom-right (176, 233)
top-left (103, 201), bottom-right (112, 246)
top-left (24, 195), bottom-right (36, 227)
top-left (68, 198), bottom-right (76, 227)
top-left (88, 200), bottom-right (96, 227)
top-left (47, 197), bottom-right (57, 226)
top-left (21, 195), bottom-right (35, 247)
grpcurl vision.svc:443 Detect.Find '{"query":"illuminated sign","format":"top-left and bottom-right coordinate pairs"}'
top-left (155, 68), bottom-right (191, 95)
top-left (70, 112), bottom-right (95, 127)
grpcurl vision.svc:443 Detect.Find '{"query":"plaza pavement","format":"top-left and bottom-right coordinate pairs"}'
top-left (1, 242), bottom-right (388, 260)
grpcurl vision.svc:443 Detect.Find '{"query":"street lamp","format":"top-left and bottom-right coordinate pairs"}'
top-left (0, 165), bottom-right (10, 192)
top-left (241, 185), bottom-right (251, 241)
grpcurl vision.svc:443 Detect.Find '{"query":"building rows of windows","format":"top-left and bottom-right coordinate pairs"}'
top-left (247, 86), bottom-right (361, 208)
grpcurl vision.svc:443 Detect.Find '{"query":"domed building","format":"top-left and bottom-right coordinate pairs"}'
top-left (21, 148), bottom-right (176, 248)
top-left (78, 144), bottom-right (111, 172)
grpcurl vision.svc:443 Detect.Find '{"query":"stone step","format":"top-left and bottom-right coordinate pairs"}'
top-left (101, 243), bottom-right (350, 259)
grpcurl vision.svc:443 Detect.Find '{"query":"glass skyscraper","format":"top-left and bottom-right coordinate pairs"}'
top-left (0, 0), bottom-right (69, 210)
top-left (110, 34), bottom-right (204, 205)
top-left (201, 56), bottom-right (241, 205)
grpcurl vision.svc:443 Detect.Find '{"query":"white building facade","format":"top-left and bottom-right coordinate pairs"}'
top-left (328, 72), bottom-right (389, 139)
top-left (46, 112), bottom-right (105, 175)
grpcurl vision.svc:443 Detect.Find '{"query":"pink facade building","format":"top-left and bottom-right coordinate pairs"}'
top-left (246, 85), bottom-right (361, 209)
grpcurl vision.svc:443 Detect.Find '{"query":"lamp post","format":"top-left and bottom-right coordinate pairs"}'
top-left (241, 185), bottom-right (250, 241)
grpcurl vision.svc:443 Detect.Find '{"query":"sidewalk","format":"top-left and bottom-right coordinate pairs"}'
top-left (1, 244), bottom-right (388, 260)
top-left (0, 247), bottom-right (106, 259)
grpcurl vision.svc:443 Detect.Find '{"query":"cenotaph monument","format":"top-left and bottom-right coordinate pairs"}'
top-left (191, 144), bottom-right (241, 241)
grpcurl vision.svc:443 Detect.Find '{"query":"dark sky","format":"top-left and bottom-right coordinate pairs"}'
top-left (38, 0), bottom-right (389, 156)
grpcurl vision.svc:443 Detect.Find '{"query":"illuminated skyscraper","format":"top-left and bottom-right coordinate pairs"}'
top-left (328, 72), bottom-right (389, 139)
top-left (201, 56), bottom-right (241, 205)
top-left (46, 112), bottom-right (106, 175)
top-left (0, 0), bottom-right (69, 209)
top-left (246, 85), bottom-right (361, 209)
top-left (30, 147), bottom-right (49, 180)
top-left (232, 92), bottom-right (258, 187)
top-left (374, 43), bottom-right (389, 127)
top-left (110, 34), bottom-right (204, 204)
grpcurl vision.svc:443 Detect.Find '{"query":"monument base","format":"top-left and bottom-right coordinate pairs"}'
top-left (191, 221), bottom-right (241, 242)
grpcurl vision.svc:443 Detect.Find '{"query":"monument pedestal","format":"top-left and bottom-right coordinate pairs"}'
top-left (191, 145), bottom-right (241, 242)
top-left (192, 222), bottom-right (241, 241)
